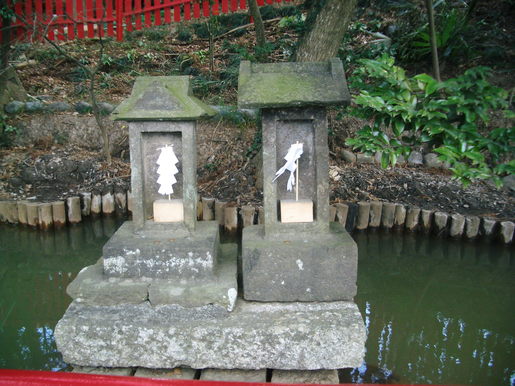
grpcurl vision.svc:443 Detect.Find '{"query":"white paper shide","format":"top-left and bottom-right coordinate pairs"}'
top-left (156, 145), bottom-right (179, 199)
top-left (273, 142), bottom-right (303, 192)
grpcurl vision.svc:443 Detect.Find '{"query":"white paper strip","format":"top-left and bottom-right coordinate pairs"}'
top-left (273, 142), bottom-right (303, 192)
top-left (156, 145), bottom-right (179, 196)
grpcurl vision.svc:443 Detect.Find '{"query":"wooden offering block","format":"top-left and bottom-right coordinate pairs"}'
top-left (280, 199), bottom-right (314, 223)
top-left (153, 199), bottom-right (184, 222)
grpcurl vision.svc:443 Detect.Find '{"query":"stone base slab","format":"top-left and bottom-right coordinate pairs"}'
top-left (102, 221), bottom-right (219, 279)
top-left (68, 245), bottom-right (237, 310)
top-left (55, 301), bottom-right (365, 370)
top-left (242, 222), bottom-right (357, 301)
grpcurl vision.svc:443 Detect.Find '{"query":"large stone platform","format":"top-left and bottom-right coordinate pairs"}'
top-left (55, 300), bottom-right (366, 370)
top-left (242, 222), bottom-right (357, 302)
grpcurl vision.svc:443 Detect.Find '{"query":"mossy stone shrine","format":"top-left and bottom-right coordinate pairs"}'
top-left (238, 59), bottom-right (359, 302)
top-left (54, 72), bottom-right (365, 371)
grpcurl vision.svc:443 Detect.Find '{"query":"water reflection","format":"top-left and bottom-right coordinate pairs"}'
top-left (0, 217), bottom-right (125, 370)
top-left (0, 221), bottom-right (514, 385)
top-left (350, 232), bottom-right (515, 385)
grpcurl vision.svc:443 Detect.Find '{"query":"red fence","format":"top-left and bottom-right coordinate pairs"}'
top-left (1, 0), bottom-right (291, 43)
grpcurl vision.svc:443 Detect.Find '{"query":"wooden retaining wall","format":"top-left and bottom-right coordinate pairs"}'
top-left (0, 194), bottom-right (513, 244)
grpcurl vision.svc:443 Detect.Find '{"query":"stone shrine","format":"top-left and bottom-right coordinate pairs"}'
top-left (54, 73), bottom-right (365, 371)
top-left (239, 59), bottom-right (359, 302)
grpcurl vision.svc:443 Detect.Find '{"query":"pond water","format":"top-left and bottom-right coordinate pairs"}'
top-left (0, 220), bottom-right (513, 385)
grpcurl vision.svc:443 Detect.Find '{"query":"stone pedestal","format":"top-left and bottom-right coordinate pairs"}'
top-left (55, 300), bottom-right (366, 370)
top-left (242, 222), bottom-right (357, 301)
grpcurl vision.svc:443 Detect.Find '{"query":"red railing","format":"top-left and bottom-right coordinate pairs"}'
top-left (0, 0), bottom-right (290, 43)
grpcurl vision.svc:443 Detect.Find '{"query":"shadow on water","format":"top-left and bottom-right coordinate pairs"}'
top-left (0, 220), bottom-right (514, 385)
top-left (349, 231), bottom-right (515, 385)
top-left (0, 217), bottom-right (125, 371)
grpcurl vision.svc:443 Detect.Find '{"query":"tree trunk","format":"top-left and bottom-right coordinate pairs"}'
top-left (295, 0), bottom-right (357, 62)
top-left (425, 0), bottom-right (441, 82)
top-left (247, 0), bottom-right (267, 61)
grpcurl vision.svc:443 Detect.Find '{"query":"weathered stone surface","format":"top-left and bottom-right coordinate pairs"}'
top-left (393, 204), bottom-right (406, 227)
top-left (464, 216), bottom-right (480, 239)
top-left (356, 153), bottom-right (373, 164)
top-left (201, 369), bottom-right (266, 382)
top-left (261, 107), bottom-right (330, 232)
top-left (449, 213), bottom-right (465, 238)
top-left (356, 202), bottom-right (370, 230)
top-left (25, 101), bottom-right (45, 113)
top-left (341, 149), bottom-right (356, 163)
top-left (368, 201), bottom-right (382, 228)
top-left (421, 209), bottom-right (434, 233)
top-left (272, 370), bottom-right (338, 384)
top-left (4, 101), bottom-right (24, 114)
top-left (102, 191), bottom-right (115, 215)
top-left (407, 151), bottom-right (423, 166)
top-left (148, 244), bottom-right (238, 310)
top-left (67, 260), bottom-right (151, 306)
top-left (502, 174), bottom-right (515, 192)
top-left (434, 212), bottom-right (449, 235)
top-left (405, 207), bottom-right (420, 231)
top-left (67, 196), bottom-right (82, 224)
top-left (381, 202), bottom-right (395, 229)
top-left (242, 223), bottom-right (357, 302)
top-left (499, 221), bottom-right (514, 244)
top-left (238, 59), bottom-right (350, 109)
top-left (17, 201), bottom-right (28, 225)
top-left (38, 202), bottom-right (53, 230)
top-left (55, 300), bottom-right (365, 370)
top-left (72, 366), bottom-right (132, 376)
top-left (135, 368), bottom-right (196, 379)
top-left (424, 152), bottom-right (445, 168)
top-left (334, 203), bottom-right (348, 227)
top-left (98, 102), bottom-right (115, 114)
top-left (48, 101), bottom-right (73, 112)
top-left (75, 101), bottom-right (93, 113)
top-left (52, 201), bottom-right (66, 227)
top-left (26, 202), bottom-right (40, 227)
top-left (480, 218), bottom-right (497, 237)
top-left (112, 76), bottom-right (215, 121)
top-left (103, 221), bottom-right (219, 279)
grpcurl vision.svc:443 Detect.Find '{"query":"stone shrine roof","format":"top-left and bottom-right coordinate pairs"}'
top-left (237, 58), bottom-right (350, 109)
top-left (112, 76), bottom-right (215, 121)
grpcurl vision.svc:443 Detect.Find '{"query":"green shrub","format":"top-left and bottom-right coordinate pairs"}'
top-left (177, 25), bottom-right (193, 43)
top-left (344, 54), bottom-right (513, 187)
top-left (0, 114), bottom-right (18, 148)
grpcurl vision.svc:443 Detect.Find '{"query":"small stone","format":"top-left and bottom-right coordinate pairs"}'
top-left (421, 209), bottom-right (433, 233)
top-left (368, 201), bottom-right (382, 228)
top-left (405, 207), bottom-right (421, 231)
top-left (393, 204), bottom-right (406, 227)
top-left (356, 201), bottom-right (370, 230)
top-left (98, 102), bottom-right (115, 114)
top-left (356, 153), bottom-right (374, 164)
top-left (48, 102), bottom-right (73, 112)
top-left (407, 151), bottom-right (423, 166)
top-left (24, 100), bottom-right (45, 112)
top-left (434, 212), bottom-right (449, 235)
top-left (75, 101), bottom-right (93, 113)
top-left (341, 149), bottom-right (356, 163)
top-left (424, 153), bottom-right (445, 168)
top-left (499, 221), bottom-right (514, 244)
top-left (374, 151), bottom-right (382, 165)
top-left (502, 175), bottom-right (515, 192)
top-left (4, 101), bottom-right (25, 114)
top-left (480, 218), bottom-right (497, 237)
top-left (449, 213), bottom-right (465, 238)
top-left (380, 202), bottom-right (395, 229)
top-left (464, 216), bottom-right (480, 239)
